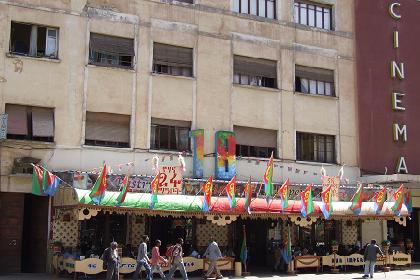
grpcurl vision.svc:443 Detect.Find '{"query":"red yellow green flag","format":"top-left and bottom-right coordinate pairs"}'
top-left (202, 176), bottom-right (213, 212)
top-left (89, 164), bottom-right (108, 204)
top-left (373, 186), bottom-right (387, 214)
top-left (279, 178), bottom-right (289, 211)
top-left (405, 190), bottom-right (412, 214)
top-left (116, 175), bottom-right (130, 205)
top-left (392, 184), bottom-right (404, 216)
top-left (150, 173), bottom-right (159, 209)
top-left (300, 184), bottom-right (314, 218)
top-left (225, 175), bottom-right (237, 209)
top-left (264, 152), bottom-right (274, 203)
top-left (350, 183), bottom-right (364, 215)
top-left (320, 185), bottom-right (333, 219)
top-left (244, 177), bottom-right (252, 214)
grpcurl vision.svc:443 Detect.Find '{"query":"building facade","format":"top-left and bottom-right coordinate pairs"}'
top-left (0, 0), bottom-right (361, 273)
top-left (355, 0), bottom-right (420, 261)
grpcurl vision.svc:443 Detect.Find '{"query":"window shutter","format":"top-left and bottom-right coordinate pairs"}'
top-left (234, 56), bottom-right (277, 78)
top-left (85, 112), bottom-right (130, 143)
top-left (151, 118), bottom-right (191, 128)
top-left (6, 104), bottom-right (28, 135)
top-left (295, 65), bottom-right (334, 83)
top-left (90, 33), bottom-right (134, 56)
top-left (153, 43), bottom-right (193, 68)
top-left (32, 107), bottom-right (54, 137)
top-left (234, 126), bottom-right (277, 147)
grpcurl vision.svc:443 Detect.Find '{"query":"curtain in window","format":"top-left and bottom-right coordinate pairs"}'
top-left (234, 56), bottom-right (277, 78)
top-left (85, 112), bottom-right (130, 143)
top-left (32, 107), bottom-right (54, 137)
top-left (153, 43), bottom-right (193, 68)
top-left (296, 65), bottom-right (334, 82)
top-left (6, 104), bottom-right (28, 135)
top-left (234, 126), bottom-right (277, 147)
top-left (90, 33), bottom-right (134, 56)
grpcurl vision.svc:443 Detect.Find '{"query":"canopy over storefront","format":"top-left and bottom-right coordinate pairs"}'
top-left (54, 187), bottom-right (409, 218)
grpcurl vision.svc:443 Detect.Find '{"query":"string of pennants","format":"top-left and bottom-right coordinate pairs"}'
top-left (31, 152), bottom-right (412, 219)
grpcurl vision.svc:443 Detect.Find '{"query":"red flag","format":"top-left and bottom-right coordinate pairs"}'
top-left (225, 176), bottom-right (237, 209)
top-left (203, 176), bottom-right (213, 212)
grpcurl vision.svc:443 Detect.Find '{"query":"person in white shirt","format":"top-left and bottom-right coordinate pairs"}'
top-left (203, 238), bottom-right (223, 279)
top-left (133, 235), bottom-right (152, 280)
top-left (103, 242), bottom-right (120, 280)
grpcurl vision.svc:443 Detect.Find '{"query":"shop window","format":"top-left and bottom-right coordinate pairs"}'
top-left (233, 56), bottom-right (277, 89)
top-left (295, 65), bottom-right (335, 96)
top-left (231, 0), bottom-right (276, 19)
top-left (294, 1), bottom-right (332, 30)
top-left (153, 43), bottom-right (193, 77)
top-left (150, 118), bottom-right (191, 152)
top-left (6, 104), bottom-right (54, 142)
top-left (234, 126), bottom-right (277, 158)
top-left (10, 21), bottom-right (59, 59)
top-left (89, 33), bottom-right (134, 69)
top-left (85, 112), bottom-right (130, 148)
top-left (296, 132), bottom-right (335, 163)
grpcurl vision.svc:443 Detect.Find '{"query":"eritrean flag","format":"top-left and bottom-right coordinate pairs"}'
top-left (392, 184), bottom-right (404, 216)
top-left (116, 175), bottom-right (130, 205)
top-left (240, 226), bottom-right (247, 264)
top-left (89, 164), bottom-right (107, 204)
top-left (405, 190), bottom-right (412, 214)
top-left (264, 152), bottom-right (274, 203)
top-left (350, 183), bottom-right (364, 215)
top-left (279, 179), bottom-right (289, 211)
top-left (202, 176), bottom-right (213, 213)
top-left (32, 164), bottom-right (47, 196)
top-left (44, 169), bottom-right (60, 196)
top-left (225, 175), bottom-right (237, 209)
top-left (373, 186), bottom-right (387, 214)
top-left (244, 177), bottom-right (252, 214)
top-left (300, 184), bottom-right (314, 218)
top-left (320, 185), bottom-right (333, 219)
top-left (281, 225), bottom-right (292, 264)
top-left (150, 173), bottom-right (159, 209)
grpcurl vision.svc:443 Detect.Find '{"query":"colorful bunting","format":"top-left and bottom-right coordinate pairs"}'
top-left (89, 164), bottom-right (108, 204)
top-left (279, 179), bottom-right (289, 211)
top-left (320, 185), bottom-right (333, 219)
top-left (244, 177), bottom-right (252, 214)
top-left (225, 175), bottom-right (237, 209)
top-left (373, 186), bottom-right (387, 214)
top-left (150, 173), bottom-right (159, 209)
top-left (116, 175), bottom-right (130, 205)
top-left (264, 152), bottom-right (274, 203)
top-left (392, 184), bottom-right (405, 216)
top-left (32, 165), bottom-right (46, 196)
top-left (350, 183), bottom-right (364, 215)
top-left (300, 184), bottom-right (314, 218)
top-left (202, 176), bottom-right (213, 213)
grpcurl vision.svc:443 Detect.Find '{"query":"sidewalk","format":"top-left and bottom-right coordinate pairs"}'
top-left (1, 269), bottom-right (420, 280)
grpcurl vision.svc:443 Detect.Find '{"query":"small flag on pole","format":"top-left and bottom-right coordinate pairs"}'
top-left (225, 175), bottom-right (237, 209)
top-left (244, 177), bottom-right (253, 214)
top-left (373, 186), bottom-right (387, 214)
top-left (279, 179), bottom-right (289, 212)
top-left (202, 176), bottom-right (213, 213)
top-left (89, 164), bottom-right (108, 204)
top-left (116, 175), bottom-right (130, 205)
top-left (350, 183), bottom-right (364, 215)
top-left (264, 152), bottom-right (274, 204)
top-left (300, 184), bottom-right (314, 218)
top-left (150, 173), bottom-right (159, 209)
top-left (392, 184), bottom-right (404, 216)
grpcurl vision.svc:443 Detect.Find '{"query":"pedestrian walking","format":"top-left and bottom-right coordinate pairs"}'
top-left (166, 238), bottom-right (189, 280)
top-left (203, 238), bottom-right (223, 279)
top-left (151, 240), bottom-right (168, 280)
top-left (133, 235), bottom-right (152, 280)
top-left (363, 239), bottom-right (384, 278)
top-left (102, 241), bottom-right (120, 280)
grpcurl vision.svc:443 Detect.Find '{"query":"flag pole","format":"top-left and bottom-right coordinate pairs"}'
top-left (46, 195), bottom-right (52, 272)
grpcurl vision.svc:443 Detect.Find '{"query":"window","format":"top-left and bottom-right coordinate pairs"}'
top-left (296, 132), bottom-right (335, 163)
top-left (295, 65), bottom-right (334, 96)
top-left (85, 112), bottom-right (130, 148)
top-left (234, 56), bottom-right (277, 89)
top-left (89, 33), bottom-right (134, 69)
top-left (231, 0), bottom-right (276, 19)
top-left (294, 1), bottom-right (332, 30)
top-left (6, 104), bottom-right (54, 142)
top-left (10, 22), bottom-right (58, 59)
top-left (234, 126), bottom-right (277, 158)
top-left (150, 118), bottom-right (191, 152)
top-left (153, 43), bottom-right (193, 77)
top-left (174, 0), bottom-right (194, 3)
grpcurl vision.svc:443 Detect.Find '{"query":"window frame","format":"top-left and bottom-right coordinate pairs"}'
top-left (6, 104), bottom-right (55, 143)
top-left (9, 21), bottom-right (59, 59)
top-left (293, 0), bottom-right (333, 30)
top-left (296, 132), bottom-right (336, 163)
top-left (152, 43), bottom-right (194, 78)
top-left (295, 66), bottom-right (335, 97)
top-left (150, 124), bottom-right (191, 152)
top-left (236, 144), bottom-right (276, 159)
top-left (232, 0), bottom-right (277, 19)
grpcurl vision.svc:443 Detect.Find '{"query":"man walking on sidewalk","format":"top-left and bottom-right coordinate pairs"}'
top-left (133, 235), bottom-right (152, 280)
top-left (363, 239), bottom-right (384, 278)
top-left (151, 239), bottom-right (168, 280)
top-left (203, 238), bottom-right (223, 279)
top-left (166, 238), bottom-right (189, 280)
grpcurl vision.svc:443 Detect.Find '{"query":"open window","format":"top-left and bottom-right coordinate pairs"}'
top-left (6, 104), bottom-right (54, 142)
top-left (295, 65), bottom-right (335, 96)
top-left (153, 43), bottom-right (193, 77)
top-left (85, 112), bottom-right (130, 148)
top-left (234, 126), bottom-right (277, 158)
top-left (89, 33), bottom-right (134, 69)
top-left (234, 56), bottom-right (277, 89)
top-left (150, 118), bottom-right (191, 152)
top-left (10, 22), bottom-right (59, 59)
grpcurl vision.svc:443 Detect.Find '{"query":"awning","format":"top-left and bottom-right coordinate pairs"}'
top-left (55, 188), bottom-right (408, 218)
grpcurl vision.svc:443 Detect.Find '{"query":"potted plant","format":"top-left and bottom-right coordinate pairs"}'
top-left (331, 240), bottom-right (339, 253)
top-left (52, 240), bottom-right (63, 253)
top-left (406, 238), bottom-right (414, 250)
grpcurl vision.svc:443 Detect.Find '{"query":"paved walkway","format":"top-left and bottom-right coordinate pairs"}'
top-left (1, 269), bottom-right (420, 280)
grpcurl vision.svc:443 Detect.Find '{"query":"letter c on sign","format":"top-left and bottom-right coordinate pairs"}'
top-left (389, 3), bottom-right (401, 19)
